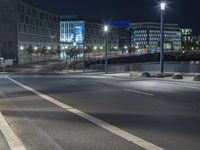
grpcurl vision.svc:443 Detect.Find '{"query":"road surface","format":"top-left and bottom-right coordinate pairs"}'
top-left (0, 71), bottom-right (200, 150)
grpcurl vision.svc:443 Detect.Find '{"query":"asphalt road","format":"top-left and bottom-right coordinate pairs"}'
top-left (0, 71), bottom-right (200, 150)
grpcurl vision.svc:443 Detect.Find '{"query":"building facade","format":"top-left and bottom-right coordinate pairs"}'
top-left (0, 0), bottom-right (60, 64)
top-left (181, 28), bottom-right (193, 43)
top-left (131, 22), bottom-right (182, 53)
top-left (181, 28), bottom-right (200, 50)
top-left (110, 21), bottom-right (131, 51)
top-left (60, 18), bottom-right (119, 59)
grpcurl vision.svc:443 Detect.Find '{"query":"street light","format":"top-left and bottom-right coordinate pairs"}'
top-left (160, 2), bottom-right (166, 73)
top-left (20, 46), bottom-right (24, 50)
top-left (104, 25), bottom-right (109, 32)
top-left (34, 46), bottom-right (38, 50)
top-left (104, 25), bottom-right (109, 74)
top-left (34, 46), bottom-right (38, 63)
top-left (47, 46), bottom-right (51, 50)
top-left (73, 42), bottom-right (76, 71)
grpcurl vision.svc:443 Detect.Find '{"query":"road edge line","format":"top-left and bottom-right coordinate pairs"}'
top-left (6, 76), bottom-right (164, 150)
top-left (0, 112), bottom-right (26, 150)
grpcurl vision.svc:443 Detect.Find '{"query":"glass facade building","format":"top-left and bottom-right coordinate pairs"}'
top-left (60, 19), bottom-right (119, 59)
top-left (60, 21), bottom-right (84, 49)
top-left (131, 22), bottom-right (182, 53)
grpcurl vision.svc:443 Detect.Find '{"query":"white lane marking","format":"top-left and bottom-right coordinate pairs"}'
top-left (123, 89), bottom-right (154, 96)
top-left (0, 113), bottom-right (26, 150)
top-left (87, 82), bottom-right (103, 86)
top-left (6, 77), bottom-right (164, 150)
top-left (149, 81), bottom-right (200, 90)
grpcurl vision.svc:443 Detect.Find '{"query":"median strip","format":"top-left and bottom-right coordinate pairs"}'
top-left (6, 76), bottom-right (163, 150)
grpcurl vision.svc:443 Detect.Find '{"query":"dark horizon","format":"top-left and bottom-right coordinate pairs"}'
top-left (23, 0), bottom-right (200, 34)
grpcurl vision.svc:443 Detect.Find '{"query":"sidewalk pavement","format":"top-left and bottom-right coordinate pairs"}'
top-left (56, 69), bottom-right (200, 84)
top-left (104, 72), bottom-right (200, 84)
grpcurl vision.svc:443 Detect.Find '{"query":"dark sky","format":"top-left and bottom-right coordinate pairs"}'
top-left (24, 0), bottom-right (200, 34)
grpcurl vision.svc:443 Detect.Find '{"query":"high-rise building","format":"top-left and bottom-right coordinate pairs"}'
top-left (0, 0), bottom-right (60, 64)
top-left (131, 22), bottom-right (182, 53)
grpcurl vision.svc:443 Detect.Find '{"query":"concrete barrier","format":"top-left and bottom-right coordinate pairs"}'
top-left (172, 73), bottom-right (183, 80)
top-left (156, 73), bottom-right (165, 78)
top-left (193, 75), bottom-right (200, 81)
top-left (130, 71), bottom-right (140, 77)
top-left (141, 72), bottom-right (150, 77)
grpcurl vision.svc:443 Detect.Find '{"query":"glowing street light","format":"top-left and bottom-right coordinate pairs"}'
top-left (47, 46), bottom-right (51, 50)
top-left (161, 2), bottom-right (166, 10)
top-left (104, 25), bottom-right (109, 32)
top-left (114, 46), bottom-right (118, 50)
top-left (34, 46), bottom-right (38, 50)
top-left (160, 2), bottom-right (166, 74)
top-left (34, 46), bottom-right (38, 63)
top-left (104, 25), bottom-right (109, 74)
top-left (20, 46), bottom-right (24, 50)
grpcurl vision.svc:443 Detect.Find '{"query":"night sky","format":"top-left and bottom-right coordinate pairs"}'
top-left (24, 0), bottom-right (200, 34)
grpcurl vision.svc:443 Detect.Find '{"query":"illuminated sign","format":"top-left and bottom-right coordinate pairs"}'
top-left (75, 26), bottom-right (83, 44)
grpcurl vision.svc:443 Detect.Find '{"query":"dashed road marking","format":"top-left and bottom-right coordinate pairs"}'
top-left (87, 82), bottom-right (103, 86)
top-left (6, 76), bottom-right (164, 150)
top-left (0, 112), bottom-right (26, 150)
top-left (123, 89), bottom-right (154, 96)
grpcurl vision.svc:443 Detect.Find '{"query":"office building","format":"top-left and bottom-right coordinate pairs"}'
top-left (0, 0), bottom-right (60, 64)
top-left (131, 22), bottom-right (182, 53)
top-left (110, 21), bottom-right (131, 51)
top-left (181, 28), bottom-right (193, 43)
top-left (60, 17), bottom-right (119, 59)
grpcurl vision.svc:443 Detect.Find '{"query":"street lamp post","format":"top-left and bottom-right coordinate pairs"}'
top-left (160, 2), bottom-right (165, 74)
top-left (83, 46), bottom-right (86, 73)
top-left (34, 46), bottom-right (38, 64)
top-left (73, 42), bottom-right (76, 71)
top-left (47, 46), bottom-right (51, 63)
top-left (104, 25), bottom-right (109, 74)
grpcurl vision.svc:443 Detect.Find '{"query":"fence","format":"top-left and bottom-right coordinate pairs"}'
top-left (90, 61), bottom-right (200, 73)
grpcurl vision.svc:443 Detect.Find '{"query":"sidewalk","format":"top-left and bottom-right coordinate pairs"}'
top-left (103, 72), bottom-right (200, 84)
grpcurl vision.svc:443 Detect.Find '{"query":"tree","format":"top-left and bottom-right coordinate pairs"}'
top-left (40, 46), bottom-right (47, 55)
top-left (41, 46), bottom-right (48, 63)
top-left (55, 46), bottom-right (61, 55)
top-left (66, 48), bottom-right (73, 61)
top-left (26, 45), bottom-right (34, 63)
top-left (26, 45), bottom-right (33, 55)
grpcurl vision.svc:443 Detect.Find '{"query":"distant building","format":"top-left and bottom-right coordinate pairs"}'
top-left (0, 0), bottom-right (60, 64)
top-left (60, 19), bottom-right (119, 59)
top-left (131, 22), bottom-right (182, 53)
top-left (181, 28), bottom-right (200, 50)
top-left (110, 21), bottom-right (131, 51)
top-left (181, 28), bottom-right (193, 43)
top-left (198, 35), bottom-right (200, 43)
